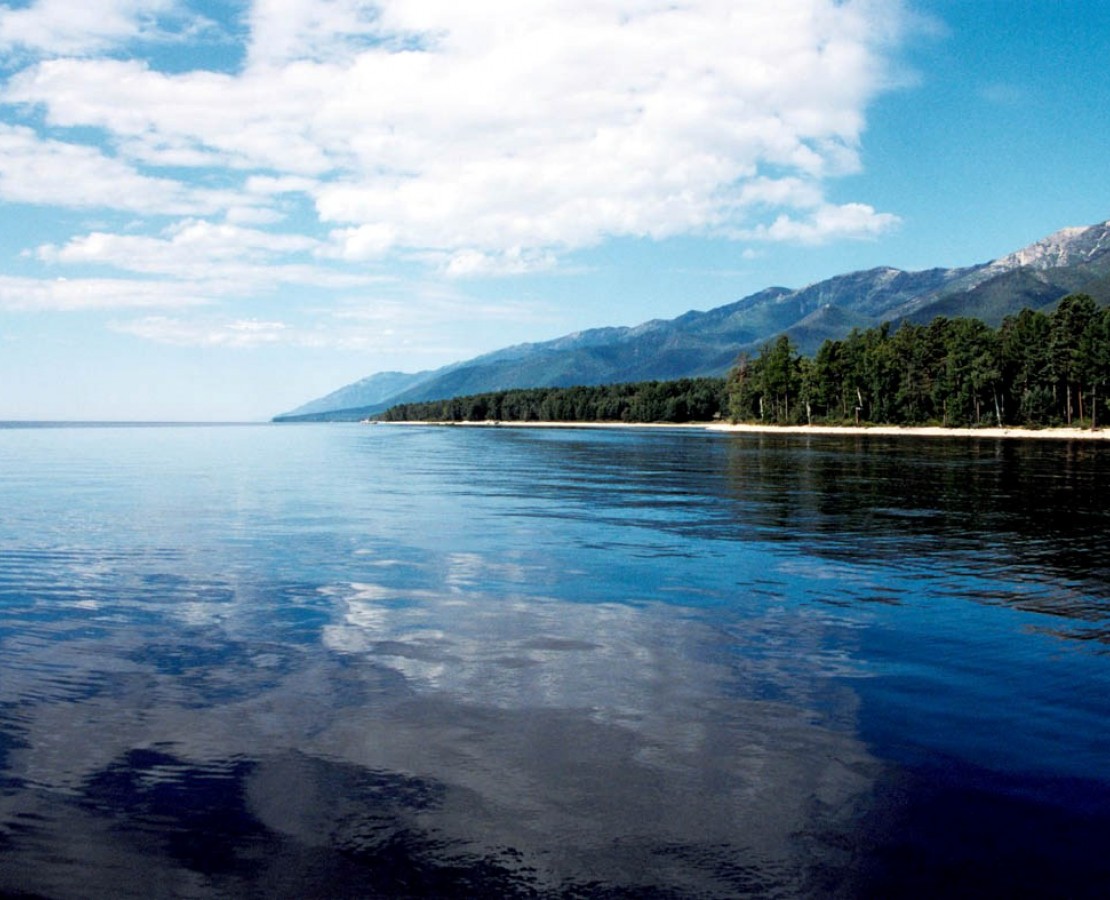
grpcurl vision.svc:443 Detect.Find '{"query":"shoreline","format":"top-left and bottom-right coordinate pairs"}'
top-left (374, 420), bottom-right (1110, 441)
top-left (707, 422), bottom-right (1110, 440)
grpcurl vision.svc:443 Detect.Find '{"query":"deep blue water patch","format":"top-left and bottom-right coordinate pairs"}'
top-left (848, 760), bottom-right (1110, 899)
top-left (80, 748), bottom-right (266, 874)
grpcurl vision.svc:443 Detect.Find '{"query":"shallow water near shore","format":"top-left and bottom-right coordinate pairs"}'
top-left (1, 422), bottom-right (1108, 897)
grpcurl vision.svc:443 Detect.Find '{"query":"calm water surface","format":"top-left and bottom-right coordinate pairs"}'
top-left (0, 423), bottom-right (1107, 898)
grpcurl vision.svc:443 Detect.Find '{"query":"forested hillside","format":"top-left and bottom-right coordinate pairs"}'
top-left (728, 294), bottom-right (1110, 428)
top-left (378, 294), bottom-right (1110, 430)
top-left (377, 378), bottom-right (727, 424)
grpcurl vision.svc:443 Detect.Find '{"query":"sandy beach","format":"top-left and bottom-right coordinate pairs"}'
top-left (707, 422), bottom-right (1110, 440)
top-left (377, 420), bottom-right (1110, 440)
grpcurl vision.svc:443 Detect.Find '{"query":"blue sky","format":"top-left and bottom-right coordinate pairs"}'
top-left (0, 0), bottom-right (1108, 421)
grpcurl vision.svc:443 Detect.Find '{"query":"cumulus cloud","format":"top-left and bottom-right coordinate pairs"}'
top-left (0, 124), bottom-right (232, 214)
top-left (4, 59), bottom-right (336, 174)
top-left (739, 202), bottom-right (901, 245)
top-left (3, 0), bottom-right (907, 272)
top-left (0, 0), bottom-right (912, 375)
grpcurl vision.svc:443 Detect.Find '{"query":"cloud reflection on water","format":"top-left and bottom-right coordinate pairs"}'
top-left (10, 427), bottom-right (1108, 895)
top-left (0, 544), bottom-right (879, 897)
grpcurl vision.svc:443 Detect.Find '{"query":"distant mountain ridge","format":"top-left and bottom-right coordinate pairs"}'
top-left (275, 219), bottom-right (1110, 421)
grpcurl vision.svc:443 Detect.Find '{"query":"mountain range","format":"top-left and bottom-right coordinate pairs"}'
top-left (275, 218), bottom-right (1110, 421)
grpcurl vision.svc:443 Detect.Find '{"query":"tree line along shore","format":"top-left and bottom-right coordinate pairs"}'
top-left (377, 294), bottom-right (1110, 431)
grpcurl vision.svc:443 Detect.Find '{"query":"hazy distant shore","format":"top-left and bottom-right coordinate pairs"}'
top-left (375, 420), bottom-right (1110, 440)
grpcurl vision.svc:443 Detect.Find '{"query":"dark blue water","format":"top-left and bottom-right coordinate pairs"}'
top-left (0, 423), bottom-right (1107, 898)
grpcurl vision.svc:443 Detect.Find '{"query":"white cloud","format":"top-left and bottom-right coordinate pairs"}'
top-left (0, 0), bottom-right (174, 57)
top-left (0, 0), bottom-right (912, 378)
top-left (112, 315), bottom-right (291, 348)
top-left (734, 176), bottom-right (827, 211)
top-left (442, 248), bottom-right (558, 279)
top-left (35, 220), bottom-right (380, 292)
top-left (4, 57), bottom-right (340, 174)
top-left (225, 205), bottom-right (285, 226)
top-left (40, 219), bottom-right (316, 268)
top-left (323, 223), bottom-right (398, 262)
top-left (3, 0), bottom-right (908, 271)
top-left (0, 124), bottom-right (231, 214)
top-left (740, 202), bottom-right (901, 245)
top-left (0, 275), bottom-right (211, 311)
top-left (247, 0), bottom-right (384, 67)
top-left (10, 215), bottom-right (387, 315)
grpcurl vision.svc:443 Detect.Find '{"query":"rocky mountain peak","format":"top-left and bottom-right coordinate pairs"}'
top-left (988, 220), bottom-right (1110, 273)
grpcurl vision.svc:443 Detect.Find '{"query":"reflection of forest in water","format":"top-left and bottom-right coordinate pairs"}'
top-left (723, 435), bottom-right (1106, 555)
top-left (488, 429), bottom-right (1110, 640)
top-left (720, 435), bottom-right (1110, 635)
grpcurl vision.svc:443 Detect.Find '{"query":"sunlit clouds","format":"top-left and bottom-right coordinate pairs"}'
top-left (0, 0), bottom-right (907, 327)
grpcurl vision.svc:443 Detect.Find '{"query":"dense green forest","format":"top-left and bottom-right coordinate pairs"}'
top-left (378, 293), bottom-right (1110, 429)
top-left (729, 293), bottom-right (1110, 428)
top-left (377, 378), bottom-right (728, 424)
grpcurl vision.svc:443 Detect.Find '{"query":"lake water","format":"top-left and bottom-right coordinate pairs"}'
top-left (0, 423), bottom-right (1108, 898)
